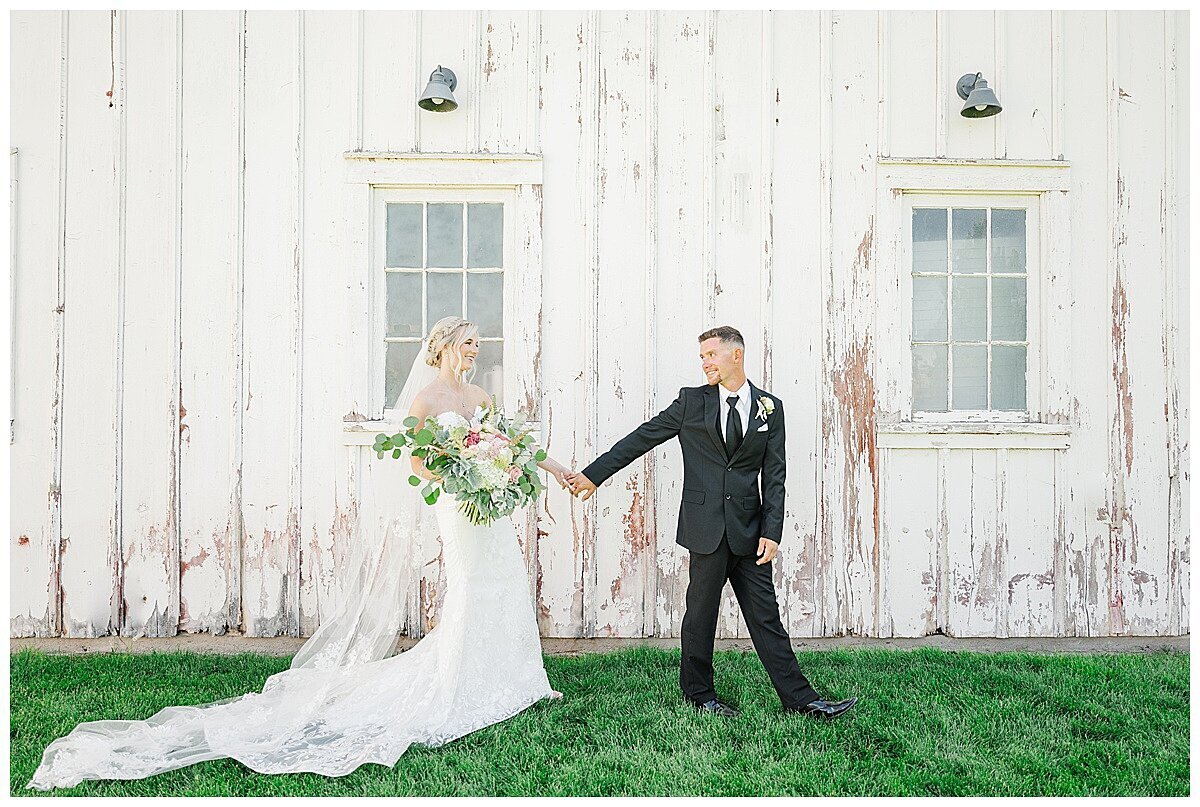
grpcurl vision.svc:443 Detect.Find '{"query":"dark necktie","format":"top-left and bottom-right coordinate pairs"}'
top-left (725, 395), bottom-right (743, 459)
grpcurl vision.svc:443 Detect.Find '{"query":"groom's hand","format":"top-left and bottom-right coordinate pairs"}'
top-left (567, 472), bottom-right (598, 501)
top-left (755, 537), bottom-right (779, 565)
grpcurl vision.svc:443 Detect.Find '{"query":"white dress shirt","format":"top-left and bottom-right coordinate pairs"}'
top-left (718, 379), bottom-right (752, 441)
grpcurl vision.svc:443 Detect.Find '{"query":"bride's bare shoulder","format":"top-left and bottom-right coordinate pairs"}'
top-left (409, 384), bottom-right (444, 415)
top-left (466, 383), bottom-right (493, 407)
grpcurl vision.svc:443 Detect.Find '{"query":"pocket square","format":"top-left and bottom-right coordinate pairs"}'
top-left (757, 423), bottom-right (769, 433)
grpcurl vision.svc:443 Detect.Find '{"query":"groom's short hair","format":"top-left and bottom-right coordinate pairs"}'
top-left (698, 326), bottom-right (744, 349)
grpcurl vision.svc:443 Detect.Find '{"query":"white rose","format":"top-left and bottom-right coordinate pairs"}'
top-left (436, 411), bottom-right (469, 430)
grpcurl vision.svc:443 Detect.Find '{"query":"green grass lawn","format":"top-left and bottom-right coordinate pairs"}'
top-left (10, 645), bottom-right (1189, 796)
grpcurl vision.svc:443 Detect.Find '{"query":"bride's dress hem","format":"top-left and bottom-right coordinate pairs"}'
top-left (26, 483), bottom-right (558, 791)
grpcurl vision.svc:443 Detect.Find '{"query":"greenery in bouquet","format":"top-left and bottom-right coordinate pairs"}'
top-left (373, 397), bottom-right (548, 526)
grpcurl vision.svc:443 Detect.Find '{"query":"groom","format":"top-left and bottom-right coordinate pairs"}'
top-left (566, 327), bottom-right (856, 719)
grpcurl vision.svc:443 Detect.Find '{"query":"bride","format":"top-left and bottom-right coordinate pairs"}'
top-left (28, 316), bottom-right (573, 790)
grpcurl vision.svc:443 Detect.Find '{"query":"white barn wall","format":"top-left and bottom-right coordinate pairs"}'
top-left (10, 10), bottom-right (1189, 640)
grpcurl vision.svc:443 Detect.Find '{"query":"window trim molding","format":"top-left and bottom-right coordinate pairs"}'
top-left (342, 151), bottom-right (543, 186)
top-left (341, 153), bottom-right (544, 440)
top-left (874, 158), bottom-right (1073, 441)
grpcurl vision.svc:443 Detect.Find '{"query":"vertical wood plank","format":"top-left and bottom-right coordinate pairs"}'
top-left (361, 10), bottom-right (418, 153)
top-left (999, 11), bottom-right (1054, 159)
top-left (1163, 11), bottom-right (1189, 636)
top-left (769, 10), bottom-right (824, 639)
top-left (9, 10), bottom-right (66, 637)
top-left (881, 449), bottom-right (939, 637)
top-left (298, 11), bottom-right (356, 635)
top-left (119, 10), bottom-right (181, 636)
top-left (1110, 10), bottom-right (1171, 635)
top-left (533, 10), bottom-right (594, 637)
top-left (58, 10), bottom-right (122, 637)
top-left (1061, 10), bottom-right (1110, 636)
top-left (416, 11), bottom-right (476, 152)
top-left (886, 11), bottom-right (938, 158)
top-left (239, 10), bottom-right (302, 636)
top-left (1003, 450), bottom-right (1057, 636)
top-left (589, 10), bottom-right (651, 637)
top-left (942, 11), bottom-right (997, 159)
top-left (478, 11), bottom-right (531, 153)
top-left (822, 10), bottom-right (881, 636)
top-left (178, 10), bottom-right (242, 634)
top-left (650, 10), bottom-right (709, 638)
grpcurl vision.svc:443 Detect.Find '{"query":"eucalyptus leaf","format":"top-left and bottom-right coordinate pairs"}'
top-left (535, 449), bottom-right (547, 462)
top-left (391, 448), bottom-right (402, 460)
top-left (403, 416), bottom-right (419, 428)
top-left (415, 429), bottom-right (434, 446)
top-left (408, 475), bottom-right (421, 487)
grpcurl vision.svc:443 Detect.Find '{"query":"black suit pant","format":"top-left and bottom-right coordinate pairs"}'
top-left (679, 534), bottom-right (818, 709)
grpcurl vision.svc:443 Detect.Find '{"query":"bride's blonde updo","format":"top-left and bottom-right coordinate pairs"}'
top-left (424, 316), bottom-right (479, 378)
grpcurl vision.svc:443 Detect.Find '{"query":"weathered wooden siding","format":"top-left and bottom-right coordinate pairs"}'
top-left (10, 10), bottom-right (1189, 640)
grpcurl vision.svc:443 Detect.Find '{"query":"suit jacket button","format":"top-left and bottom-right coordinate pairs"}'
top-left (725, 494), bottom-right (731, 500)
top-left (726, 465), bottom-right (732, 471)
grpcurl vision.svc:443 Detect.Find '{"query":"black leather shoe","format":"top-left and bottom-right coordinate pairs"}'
top-left (691, 698), bottom-right (740, 717)
top-left (786, 697), bottom-right (857, 718)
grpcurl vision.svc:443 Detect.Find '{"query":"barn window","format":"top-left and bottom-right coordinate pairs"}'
top-left (377, 195), bottom-right (508, 412)
top-left (906, 195), bottom-right (1038, 417)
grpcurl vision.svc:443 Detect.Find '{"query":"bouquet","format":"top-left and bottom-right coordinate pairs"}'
top-left (373, 398), bottom-right (548, 526)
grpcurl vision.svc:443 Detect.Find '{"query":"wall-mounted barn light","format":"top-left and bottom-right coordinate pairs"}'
top-left (956, 72), bottom-right (1002, 118)
top-left (418, 65), bottom-right (459, 112)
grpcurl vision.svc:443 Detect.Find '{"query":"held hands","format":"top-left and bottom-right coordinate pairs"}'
top-left (563, 471), bottom-right (598, 501)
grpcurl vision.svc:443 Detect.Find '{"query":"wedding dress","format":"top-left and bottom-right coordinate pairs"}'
top-left (28, 355), bottom-right (560, 790)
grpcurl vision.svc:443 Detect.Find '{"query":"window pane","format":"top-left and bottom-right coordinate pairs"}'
top-left (912, 344), bottom-right (948, 411)
top-left (427, 271), bottom-right (463, 326)
top-left (952, 344), bottom-right (988, 409)
top-left (385, 272), bottom-right (422, 337)
top-left (427, 203), bottom-right (463, 268)
top-left (991, 277), bottom-right (1027, 341)
top-left (951, 208), bottom-right (986, 274)
top-left (911, 276), bottom-right (947, 342)
top-left (385, 341), bottom-right (422, 410)
top-left (467, 203), bottom-right (503, 268)
top-left (952, 276), bottom-right (987, 341)
top-left (912, 208), bottom-right (947, 274)
top-left (991, 209), bottom-right (1026, 274)
top-left (467, 272), bottom-right (504, 337)
top-left (473, 341), bottom-right (504, 399)
top-left (991, 345), bottom-right (1027, 410)
top-left (386, 204), bottom-right (422, 268)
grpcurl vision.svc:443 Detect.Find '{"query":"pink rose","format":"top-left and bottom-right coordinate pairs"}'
top-left (508, 465), bottom-right (521, 482)
top-left (465, 431), bottom-right (481, 447)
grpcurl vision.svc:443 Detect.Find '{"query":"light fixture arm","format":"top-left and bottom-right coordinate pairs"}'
top-left (956, 72), bottom-right (983, 101)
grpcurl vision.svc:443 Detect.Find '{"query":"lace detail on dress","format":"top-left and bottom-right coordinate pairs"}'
top-left (27, 494), bottom-right (558, 790)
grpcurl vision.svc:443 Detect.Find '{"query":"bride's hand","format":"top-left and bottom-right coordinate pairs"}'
top-left (546, 462), bottom-right (572, 491)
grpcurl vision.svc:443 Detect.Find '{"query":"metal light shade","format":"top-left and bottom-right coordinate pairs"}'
top-left (956, 72), bottom-right (1002, 118)
top-left (419, 65), bottom-right (458, 112)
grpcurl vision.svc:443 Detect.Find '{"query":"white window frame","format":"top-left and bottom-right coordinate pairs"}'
top-left (873, 158), bottom-right (1072, 450)
top-left (340, 153), bottom-right (543, 444)
top-left (374, 188), bottom-right (515, 421)
top-left (902, 192), bottom-right (1041, 424)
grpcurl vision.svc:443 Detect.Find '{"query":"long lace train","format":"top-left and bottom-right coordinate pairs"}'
top-left (27, 494), bottom-right (560, 790)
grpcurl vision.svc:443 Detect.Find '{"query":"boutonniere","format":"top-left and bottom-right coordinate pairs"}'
top-left (756, 396), bottom-right (775, 422)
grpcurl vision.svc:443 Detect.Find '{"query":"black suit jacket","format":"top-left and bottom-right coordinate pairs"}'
top-left (581, 382), bottom-right (786, 556)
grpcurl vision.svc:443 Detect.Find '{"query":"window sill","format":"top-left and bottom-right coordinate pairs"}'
top-left (877, 422), bottom-right (1070, 450)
